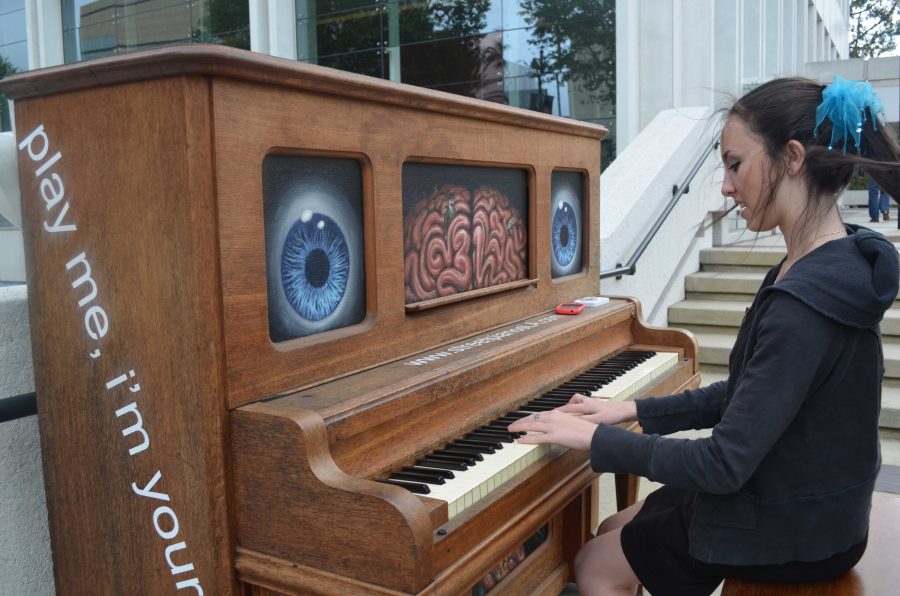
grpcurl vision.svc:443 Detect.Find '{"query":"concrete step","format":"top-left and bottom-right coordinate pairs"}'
top-left (669, 299), bottom-right (749, 327)
top-left (685, 325), bottom-right (900, 379)
top-left (685, 271), bottom-right (765, 296)
top-left (699, 246), bottom-right (785, 268)
top-left (882, 381), bottom-right (900, 431)
top-left (671, 300), bottom-right (900, 338)
top-left (699, 365), bottom-right (729, 386)
top-left (696, 365), bottom-right (900, 432)
top-left (882, 428), bottom-right (900, 467)
top-left (690, 328), bottom-right (735, 366)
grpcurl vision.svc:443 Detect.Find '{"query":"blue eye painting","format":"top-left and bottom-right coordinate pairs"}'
top-left (263, 156), bottom-right (366, 342)
top-left (550, 171), bottom-right (584, 278)
top-left (551, 202), bottom-right (577, 267)
top-left (281, 212), bottom-right (350, 321)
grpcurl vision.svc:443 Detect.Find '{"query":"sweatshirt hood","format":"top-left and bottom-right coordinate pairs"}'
top-left (771, 224), bottom-right (899, 329)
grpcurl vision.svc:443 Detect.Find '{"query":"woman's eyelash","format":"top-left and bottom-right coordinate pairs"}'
top-left (728, 161), bottom-right (741, 173)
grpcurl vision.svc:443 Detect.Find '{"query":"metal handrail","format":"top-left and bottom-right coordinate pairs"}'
top-left (0, 391), bottom-right (37, 423)
top-left (600, 137), bottom-right (719, 280)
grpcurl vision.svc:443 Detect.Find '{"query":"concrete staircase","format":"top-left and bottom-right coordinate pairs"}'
top-left (668, 223), bottom-right (900, 448)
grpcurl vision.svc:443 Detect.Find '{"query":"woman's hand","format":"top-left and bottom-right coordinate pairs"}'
top-left (557, 393), bottom-right (638, 426)
top-left (507, 409), bottom-right (597, 451)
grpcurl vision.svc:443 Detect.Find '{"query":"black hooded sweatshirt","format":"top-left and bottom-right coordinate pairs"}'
top-left (590, 224), bottom-right (899, 565)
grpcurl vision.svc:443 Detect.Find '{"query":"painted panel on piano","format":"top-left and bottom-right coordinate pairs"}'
top-left (262, 155), bottom-right (367, 342)
top-left (402, 163), bottom-right (528, 304)
top-left (550, 170), bottom-right (585, 279)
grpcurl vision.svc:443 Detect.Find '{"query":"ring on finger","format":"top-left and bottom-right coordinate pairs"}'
top-left (534, 412), bottom-right (541, 422)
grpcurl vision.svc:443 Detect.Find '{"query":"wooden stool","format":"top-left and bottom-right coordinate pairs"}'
top-left (721, 491), bottom-right (900, 595)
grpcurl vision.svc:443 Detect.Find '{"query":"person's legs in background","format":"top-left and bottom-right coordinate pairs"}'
top-left (880, 189), bottom-right (890, 221)
top-left (868, 181), bottom-right (881, 222)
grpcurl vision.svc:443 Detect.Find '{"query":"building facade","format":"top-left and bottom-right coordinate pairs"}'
top-left (4, 1), bottom-right (850, 149)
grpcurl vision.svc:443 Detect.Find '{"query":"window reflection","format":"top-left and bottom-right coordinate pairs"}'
top-left (319, 49), bottom-right (389, 80)
top-left (296, 0), bottom-right (616, 160)
top-left (61, 0), bottom-right (250, 63)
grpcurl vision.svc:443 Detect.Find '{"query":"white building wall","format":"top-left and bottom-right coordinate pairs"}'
top-left (0, 285), bottom-right (53, 596)
top-left (617, 0), bottom-right (851, 149)
top-left (599, 107), bottom-right (725, 326)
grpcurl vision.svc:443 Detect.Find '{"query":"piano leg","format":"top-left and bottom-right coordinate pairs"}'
top-left (614, 473), bottom-right (640, 512)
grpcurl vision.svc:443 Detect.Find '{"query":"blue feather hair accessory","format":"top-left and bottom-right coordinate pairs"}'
top-left (814, 75), bottom-right (884, 152)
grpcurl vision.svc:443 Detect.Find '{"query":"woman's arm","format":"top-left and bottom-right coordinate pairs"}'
top-left (588, 294), bottom-right (836, 494)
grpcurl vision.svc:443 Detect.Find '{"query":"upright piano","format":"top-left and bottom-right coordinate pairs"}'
top-left (1, 46), bottom-right (698, 595)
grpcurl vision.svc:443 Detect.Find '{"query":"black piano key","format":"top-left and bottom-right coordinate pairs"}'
top-left (427, 452), bottom-right (477, 465)
top-left (502, 411), bottom-right (531, 420)
top-left (448, 440), bottom-right (495, 454)
top-left (517, 404), bottom-right (557, 413)
top-left (577, 373), bottom-right (622, 380)
top-left (557, 381), bottom-right (605, 390)
top-left (485, 422), bottom-right (526, 434)
top-left (378, 478), bottom-right (431, 494)
top-left (435, 447), bottom-right (484, 461)
top-left (417, 458), bottom-right (468, 471)
top-left (403, 466), bottom-right (454, 479)
top-left (390, 471), bottom-right (446, 485)
top-left (466, 430), bottom-right (515, 442)
top-left (485, 420), bottom-right (515, 428)
top-left (456, 438), bottom-right (502, 450)
top-left (530, 398), bottom-right (569, 407)
top-left (542, 390), bottom-right (584, 398)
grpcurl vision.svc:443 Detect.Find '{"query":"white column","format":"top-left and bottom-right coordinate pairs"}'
top-left (615, 0), bottom-right (640, 148)
top-left (807, 3), bottom-right (817, 63)
top-left (681, 0), bottom-right (715, 108)
top-left (742, 0), bottom-right (761, 83)
top-left (25, 0), bottom-right (63, 68)
top-left (714, 0), bottom-right (742, 99)
top-left (672, 0), bottom-right (683, 108)
top-left (638, 0), bottom-right (674, 128)
top-left (794, 0), bottom-right (806, 70)
top-left (250, 0), bottom-right (298, 60)
top-left (763, 0), bottom-right (778, 77)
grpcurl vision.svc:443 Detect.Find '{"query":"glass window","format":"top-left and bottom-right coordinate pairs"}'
top-left (398, 0), bottom-right (495, 45)
top-left (315, 4), bottom-right (386, 56)
top-left (62, 0), bottom-right (250, 64)
top-left (0, 0), bottom-right (25, 132)
top-left (296, 0), bottom-right (617, 161)
top-left (298, 1), bottom-right (389, 77)
top-left (318, 48), bottom-right (389, 79)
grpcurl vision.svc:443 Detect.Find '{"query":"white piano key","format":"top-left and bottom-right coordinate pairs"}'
top-left (419, 438), bottom-right (548, 519)
top-left (591, 352), bottom-right (678, 400)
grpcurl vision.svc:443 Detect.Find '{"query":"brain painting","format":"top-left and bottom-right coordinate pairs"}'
top-left (404, 183), bottom-right (527, 303)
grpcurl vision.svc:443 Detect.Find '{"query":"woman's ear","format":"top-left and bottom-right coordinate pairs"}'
top-left (784, 140), bottom-right (806, 176)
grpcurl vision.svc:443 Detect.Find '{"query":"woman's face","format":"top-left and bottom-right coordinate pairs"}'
top-left (720, 117), bottom-right (779, 232)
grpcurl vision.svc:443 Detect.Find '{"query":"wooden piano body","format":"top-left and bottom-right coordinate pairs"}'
top-left (1, 46), bottom-right (698, 594)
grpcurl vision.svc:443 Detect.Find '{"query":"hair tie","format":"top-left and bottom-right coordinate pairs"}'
top-left (814, 75), bottom-right (884, 152)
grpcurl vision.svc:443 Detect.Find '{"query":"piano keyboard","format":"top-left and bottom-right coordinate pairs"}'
top-left (380, 350), bottom-right (678, 519)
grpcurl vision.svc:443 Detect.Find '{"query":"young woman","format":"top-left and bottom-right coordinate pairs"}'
top-left (510, 77), bottom-right (900, 596)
